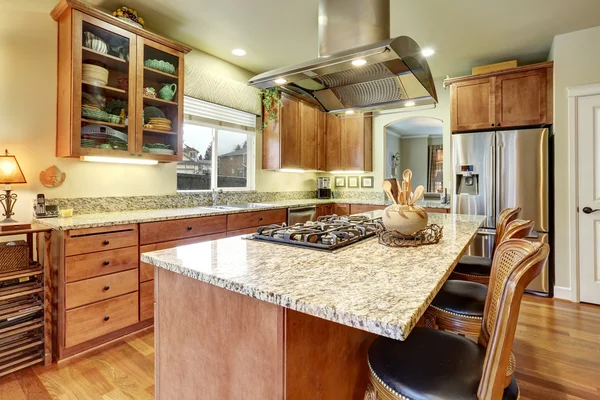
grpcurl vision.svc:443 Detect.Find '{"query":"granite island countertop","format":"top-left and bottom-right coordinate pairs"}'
top-left (141, 212), bottom-right (484, 341)
top-left (34, 198), bottom-right (451, 230)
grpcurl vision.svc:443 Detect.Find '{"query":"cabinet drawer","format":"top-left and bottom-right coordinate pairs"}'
top-left (140, 281), bottom-right (154, 321)
top-left (65, 225), bottom-right (138, 256)
top-left (349, 204), bottom-right (385, 214)
top-left (65, 246), bottom-right (138, 282)
top-left (424, 207), bottom-right (450, 214)
top-left (332, 204), bottom-right (350, 215)
top-left (226, 227), bottom-right (258, 237)
top-left (66, 269), bottom-right (138, 310)
top-left (139, 233), bottom-right (227, 282)
top-left (227, 209), bottom-right (287, 231)
top-left (65, 292), bottom-right (139, 348)
top-left (140, 215), bottom-right (226, 245)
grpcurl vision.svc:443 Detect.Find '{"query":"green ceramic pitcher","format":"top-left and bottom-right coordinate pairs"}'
top-left (158, 83), bottom-right (177, 101)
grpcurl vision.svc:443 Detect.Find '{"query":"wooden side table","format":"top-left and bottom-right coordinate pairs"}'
top-left (0, 224), bottom-right (53, 376)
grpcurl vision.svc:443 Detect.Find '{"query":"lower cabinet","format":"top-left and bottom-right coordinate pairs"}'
top-left (349, 204), bottom-right (386, 214)
top-left (139, 281), bottom-right (154, 322)
top-left (333, 203), bottom-right (350, 215)
top-left (316, 204), bottom-right (334, 218)
top-left (424, 208), bottom-right (451, 214)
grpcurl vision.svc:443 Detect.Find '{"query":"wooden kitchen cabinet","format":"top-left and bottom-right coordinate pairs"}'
top-left (52, 0), bottom-right (190, 162)
top-left (263, 94), bottom-right (326, 170)
top-left (450, 77), bottom-right (496, 132)
top-left (446, 62), bottom-right (553, 133)
top-left (325, 114), bottom-right (373, 172)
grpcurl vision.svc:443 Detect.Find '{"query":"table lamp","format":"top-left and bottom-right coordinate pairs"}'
top-left (0, 149), bottom-right (27, 224)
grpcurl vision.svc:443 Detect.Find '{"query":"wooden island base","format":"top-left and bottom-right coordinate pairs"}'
top-left (155, 267), bottom-right (376, 400)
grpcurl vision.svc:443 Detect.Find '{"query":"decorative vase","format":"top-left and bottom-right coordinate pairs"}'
top-left (144, 87), bottom-right (157, 98)
top-left (382, 204), bottom-right (428, 236)
top-left (158, 83), bottom-right (177, 101)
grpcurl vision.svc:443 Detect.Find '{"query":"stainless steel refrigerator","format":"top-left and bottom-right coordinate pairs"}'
top-left (452, 128), bottom-right (551, 295)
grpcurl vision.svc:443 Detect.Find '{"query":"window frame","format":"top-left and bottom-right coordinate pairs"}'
top-left (177, 119), bottom-right (256, 193)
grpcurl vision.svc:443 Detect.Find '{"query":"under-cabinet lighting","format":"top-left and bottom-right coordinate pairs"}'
top-left (422, 48), bottom-right (435, 57)
top-left (330, 170), bottom-right (365, 174)
top-left (274, 78), bottom-right (287, 85)
top-left (405, 101), bottom-right (416, 107)
top-left (351, 59), bottom-right (367, 67)
top-left (345, 110), bottom-right (355, 115)
top-left (80, 156), bottom-right (158, 165)
top-left (232, 48), bottom-right (247, 56)
top-left (278, 168), bottom-right (305, 173)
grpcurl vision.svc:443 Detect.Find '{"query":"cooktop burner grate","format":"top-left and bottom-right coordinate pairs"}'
top-left (250, 214), bottom-right (383, 251)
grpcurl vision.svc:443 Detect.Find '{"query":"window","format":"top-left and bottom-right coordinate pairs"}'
top-left (177, 97), bottom-right (256, 191)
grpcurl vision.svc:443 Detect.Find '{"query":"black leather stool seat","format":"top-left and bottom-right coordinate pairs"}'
top-left (430, 280), bottom-right (488, 317)
top-left (368, 328), bottom-right (519, 400)
top-left (454, 255), bottom-right (493, 276)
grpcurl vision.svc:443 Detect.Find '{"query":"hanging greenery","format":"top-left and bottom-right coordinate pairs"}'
top-left (259, 87), bottom-right (283, 131)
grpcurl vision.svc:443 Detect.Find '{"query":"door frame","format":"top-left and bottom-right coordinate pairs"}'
top-left (565, 82), bottom-right (600, 302)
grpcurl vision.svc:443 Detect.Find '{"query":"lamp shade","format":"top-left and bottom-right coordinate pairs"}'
top-left (0, 150), bottom-right (26, 184)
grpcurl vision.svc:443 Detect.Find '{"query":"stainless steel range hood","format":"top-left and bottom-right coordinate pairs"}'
top-left (248, 0), bottom-right (437, 114)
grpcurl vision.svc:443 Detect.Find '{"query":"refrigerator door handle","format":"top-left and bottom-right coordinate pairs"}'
top-left (490, 145), bottom-right (495, 222)
top-left (496, 142), bottom-right (503, 218)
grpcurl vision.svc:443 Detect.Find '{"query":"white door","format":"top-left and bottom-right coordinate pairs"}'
top-left (578, 94), bottom-right (600, 304)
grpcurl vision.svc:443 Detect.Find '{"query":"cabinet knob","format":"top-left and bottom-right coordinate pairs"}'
top-left (103, 260), bottom-right (110, 266)
top-left (491, 123), bottom-right (495, 127)
top-left (103, 240), bottom-right (110, 245)
top-left (497, 123), bottom-right (501, 126)
top-left (187, 226), bottom-right (193, 231)
top-left (103, 285), bottom-right (110, 291)
top-left (103, 316), bottom-right (110, 321)
top-left (259, 217), bottom-right (263, 221)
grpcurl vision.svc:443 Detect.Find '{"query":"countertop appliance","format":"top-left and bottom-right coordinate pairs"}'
top-left (287, 206), bottom-right (318, 226)
top-left (452, 128), bottom-right (552, 295)
top-left (252, 215), bottom-right (382, 251)
top-left (317, 177), bottom-right (332, 199)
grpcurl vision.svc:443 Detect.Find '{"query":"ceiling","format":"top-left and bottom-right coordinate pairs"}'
top-left (387, 117), bottom-right (443, 137)
top-left (36, 0), bottom-right (600, 79)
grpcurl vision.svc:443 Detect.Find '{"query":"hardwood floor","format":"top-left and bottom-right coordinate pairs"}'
top-left (0, 296), bottom-right (598, 399)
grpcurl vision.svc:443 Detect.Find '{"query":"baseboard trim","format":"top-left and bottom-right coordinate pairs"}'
top-left (553, 286), bottom-right (572, 301)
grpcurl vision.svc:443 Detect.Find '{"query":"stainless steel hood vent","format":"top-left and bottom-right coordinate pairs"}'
top-left (248, 0), bottom-right (437, 114)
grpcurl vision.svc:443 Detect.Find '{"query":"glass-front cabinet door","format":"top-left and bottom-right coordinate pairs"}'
top-left (72, 11), bottom-right (137, 157)
top-left (135, 37), bottom-right (184, 161)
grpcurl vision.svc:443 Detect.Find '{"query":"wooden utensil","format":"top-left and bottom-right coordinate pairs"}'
top-left (396, 179), bottom-right (404, 204)
top-left (384, 179), bottom-right (399, 203)
top-left (411, 185), bottom-right (425, 205)
top-left (382, 180), bottom-right (396, 204)
top-left (402, 181), bottom-right (409, 206)
top-left (403, 169), bottom-right (413, 203)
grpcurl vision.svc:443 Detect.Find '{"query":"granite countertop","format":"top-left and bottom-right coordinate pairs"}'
top-left (34, 198), bottom-right (451, 230)
top-left (141, 212), bottom-right (484, 341)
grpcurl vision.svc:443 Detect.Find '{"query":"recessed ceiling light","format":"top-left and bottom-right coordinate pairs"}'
top-left (274, 78), bottom-right (287, 85)
top-left (345, 110), bottom-right (355, 115)
top-left (232, 48), bottom-right (247, 56)
top-left (352, 59), bottom-right (367, 67)
top-left (405, 101), bottom-right (416, 107)
top-left (422, 48), bottom-right (435, 57)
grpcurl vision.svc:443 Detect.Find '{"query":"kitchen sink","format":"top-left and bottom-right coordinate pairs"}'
top-left (205, 205), bottom-right (243, 210)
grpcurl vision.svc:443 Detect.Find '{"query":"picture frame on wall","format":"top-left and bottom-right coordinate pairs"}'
top-left (348, 176), bottom-right (359, 188)
top-left (361, 176), bottom-right (374, 188)
top-left (334, 176), bottom-right (346, 188)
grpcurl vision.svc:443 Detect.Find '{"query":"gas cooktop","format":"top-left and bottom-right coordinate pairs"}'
top-left (250, 214), bottom-right (382, 251)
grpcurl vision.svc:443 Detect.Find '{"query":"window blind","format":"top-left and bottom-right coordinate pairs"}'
top-left (184, 96), bottom-right (257, 132)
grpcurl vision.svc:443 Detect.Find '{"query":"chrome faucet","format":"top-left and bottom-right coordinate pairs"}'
top-left (212, 189), bottom-right (223, 206)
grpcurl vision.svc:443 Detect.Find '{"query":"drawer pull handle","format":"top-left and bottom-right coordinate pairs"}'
top-left (103, 260), bottom-right (110, 266)
top-left (103, 240), bottom-right (110, 245)
top-left (187, 226), bottom-right (193, 231)
top-left (103, 316), bottom-right (110, 321)
top-left (259, 217), bottom-right (263, 221)
top-left (103, 285), bottom-right (110, 291)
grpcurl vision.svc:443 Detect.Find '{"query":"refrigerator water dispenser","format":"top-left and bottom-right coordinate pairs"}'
top-left (455, 165), bottom-right (479, 195)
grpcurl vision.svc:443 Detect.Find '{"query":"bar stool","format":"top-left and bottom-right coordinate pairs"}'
top-left (424, 219), bottom-right (534, 337)
top-left (450, 207), bottom-right (521, 285)
top-left (364, 239), bottom-right (549, 400)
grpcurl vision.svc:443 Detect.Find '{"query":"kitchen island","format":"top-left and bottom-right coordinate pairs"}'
top-left (142, 212), bottom-right (484, 400)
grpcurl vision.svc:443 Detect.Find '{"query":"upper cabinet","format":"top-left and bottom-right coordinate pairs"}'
top-left (262, 94), bottom-right (326, 170)
top-left (52, 0), bottom-right (190, 162)
top-left (446, 62), bottom-right (553, 133)
top-left (262, 94), bottom-right (372, 172)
